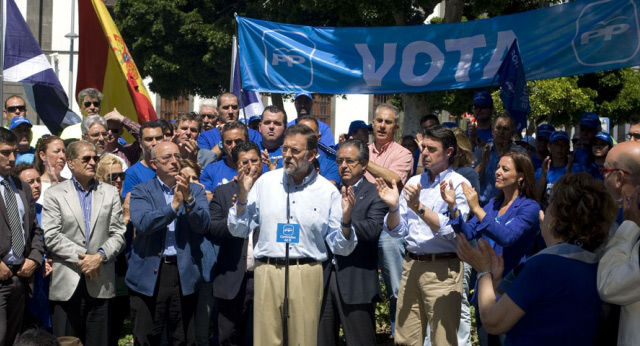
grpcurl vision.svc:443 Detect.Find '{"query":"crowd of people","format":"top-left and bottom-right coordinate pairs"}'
top-left (0, 87), bottom-right (639, 346)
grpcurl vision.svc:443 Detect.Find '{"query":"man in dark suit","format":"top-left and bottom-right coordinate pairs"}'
top-left (127, 141), bottom-right (211, 345)
top-left (318, 139), bottom-right (388, 346)
top-left (210, 141), bottom-right (263, 346)
top-left (0, 128), bottom-right (44, 346)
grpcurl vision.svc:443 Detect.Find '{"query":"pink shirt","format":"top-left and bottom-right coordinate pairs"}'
top-left (365, 140), bottom-right (414, 185)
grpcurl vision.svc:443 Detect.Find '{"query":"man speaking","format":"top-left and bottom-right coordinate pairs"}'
top-left (228, 124), bottom-right (357, 346)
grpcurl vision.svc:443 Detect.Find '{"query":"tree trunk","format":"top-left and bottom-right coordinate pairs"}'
top-left (443, 0), bottom-right (464, 24)
top-left (271, 93), bottom-right (284, 109)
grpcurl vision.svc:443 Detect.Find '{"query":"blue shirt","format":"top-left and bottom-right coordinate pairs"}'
top-left (157, 178), bottom-right (178, 256)
top-left (474, 142), bottom-right (527, 206)
top-left (72, 177), bottom-right (98, 248)
top-left (450, 195), bottom-right (540, 277)
top-left (197, 127), bottom-right (262, 151)
top-left (477, 128), bottom-right (493, 144)
top-left (317, 155), bottom-right (340, 185)
top-left (122, 161), bottom-right (156, 198)
top-left (505, 254), bottom-right (601, 346)
top-left (573, 147), bottom-right (591, 167)
top-left (535, 163), bottom-right (584, 199)
top-left (201, 160), bottom-right (238, 192)
top-left (530, 153), bottom-right (544, 171)
top-left (259, 144), bottom-right (283, 170)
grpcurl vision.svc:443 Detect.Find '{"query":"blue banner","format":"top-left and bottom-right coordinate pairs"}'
top-left (238, 0), bottom-right (640, 94)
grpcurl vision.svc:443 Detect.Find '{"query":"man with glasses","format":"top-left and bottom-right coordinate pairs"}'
top-left (199, 99), bottom-right (219, 132)
top-left (43, 140), bottom-right (126, 346)
top-left (0, 128), bottom-right (44, 346)
top-left (626, 114), bottom-right (640, 142)
top-left (197, 92), bottom-right (262, 156)
top-left (318, 139), bottom-right (387, 346)
top-left (598, 141), bottom-right (640, 346)
top-left (201, 122), bottom-right (252, 198)
top-left (127, 141), bottom-right (210, 345)
top-left (122, 121), bottom-right (167, 198)
top-left (3, 95), bottom-right (28, 128)
top-left (228, 124), bottom-right (357, 346)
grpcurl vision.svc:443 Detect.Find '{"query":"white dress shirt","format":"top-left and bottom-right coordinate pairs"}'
top-left (384, 167), bottom-right (470, 254)
top-left (228, 168), bottom-right (357, 261)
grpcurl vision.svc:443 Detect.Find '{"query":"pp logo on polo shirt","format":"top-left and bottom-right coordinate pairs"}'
top-left (263, 30), bottom-right (316, 89)
top-left (572, 0), bottom-right (640, 66)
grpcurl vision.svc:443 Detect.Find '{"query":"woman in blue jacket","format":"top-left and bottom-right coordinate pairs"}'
top-left (442, 151), bottom-right (540, 346)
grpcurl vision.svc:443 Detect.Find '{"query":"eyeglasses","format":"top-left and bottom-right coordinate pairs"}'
top-left (281, 146), bottom-right (307, 155)
top-left (221, 105), bottom-right (239, 110)
top-left (108, 172), bottom-right (126, 181)
top-left (224, 139), bottom-right (245, 146)
top-left (627, 132), bottom-right (640, 141)
top-left (6, 105), bottom-right (26, 113)
top-left (108, 127), bottom-right (121, 134)
top-left (79, 155), bottom-right (100, 164)
top-left (83, 101), bottom-right (101, 108)
top-left (336, 158), bottom-right (360, 167)
top-left (599, 167), bottom-right (630, 176)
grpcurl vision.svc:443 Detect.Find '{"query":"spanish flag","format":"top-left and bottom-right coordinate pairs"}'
top-left (76, 0), bottom-right (157, 126)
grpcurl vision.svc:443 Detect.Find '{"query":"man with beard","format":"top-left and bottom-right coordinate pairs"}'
top-left (228, 124), bottom-right (357, 346)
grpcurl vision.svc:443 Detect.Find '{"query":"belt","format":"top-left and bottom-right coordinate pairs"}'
top-left (406, 251), bottom-right (458, 262)
top-left (162, 256), bottom-right (178, 264)
top-left (257, 256), bottom-right (317, 266)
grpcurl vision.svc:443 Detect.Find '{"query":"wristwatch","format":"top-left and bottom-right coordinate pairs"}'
top-left (184, 196), bottom-right (195, 205)
top-left (418, 205), bottom-right (426, 216)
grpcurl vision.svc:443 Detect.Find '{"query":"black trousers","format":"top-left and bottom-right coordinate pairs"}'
top-left (317, 269), bottom-right (377, 346)
top-left (50, 276), bottom-right (111, 346)
top-left (129, 261), bottom-right (197, 346)
top-left (217, 273), bottom-right (254, 346)
top-left (0, 275), bottom-right (27, 346)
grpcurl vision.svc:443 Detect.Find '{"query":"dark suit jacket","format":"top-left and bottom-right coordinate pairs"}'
top-left (126, 178), bottom-right (210, 297)
top-left (323, 179), bottom-right (388, 305)
top-left (0, 175), bottom-right (44, 268)
top-left (210, 181), bottom-right (258, 300)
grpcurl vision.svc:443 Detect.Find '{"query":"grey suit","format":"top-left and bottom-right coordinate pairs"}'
top-left (43, 179), bottom-right (126, 301)
top-left (42, 179), bottom-right (126, 346)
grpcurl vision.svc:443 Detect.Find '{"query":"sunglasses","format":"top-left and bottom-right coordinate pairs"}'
top-left (108, 172), bottom-right (126, 181)
top-left (6, 105), bottom-right (26, 113)
top-left (79, 155), bottom-right (100, 164)
top-left (83, 101), bottom-right (101, 108)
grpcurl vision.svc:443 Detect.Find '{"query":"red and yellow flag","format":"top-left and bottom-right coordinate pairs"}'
top-left (76, 0), bottom-right (157, 125)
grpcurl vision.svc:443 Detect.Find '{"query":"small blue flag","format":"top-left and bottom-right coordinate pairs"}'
top-left (496, 39), bottom-right (530, 132)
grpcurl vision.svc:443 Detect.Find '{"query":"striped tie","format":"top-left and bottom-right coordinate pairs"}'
top-left (2, 179), bottom-right (25, 257)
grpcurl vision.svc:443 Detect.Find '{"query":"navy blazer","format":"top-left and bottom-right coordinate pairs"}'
top-left (322, 179), bottom-right (388, 305)
top-left (126, 178), bottom-right (210, 297)
top-left (451, 194), bottom-right (540, 276)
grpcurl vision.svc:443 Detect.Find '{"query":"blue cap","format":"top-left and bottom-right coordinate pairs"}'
top-left (473, 91), bottom-right (493, 107)
top-left (441, 122), bottom-right (458, 128)
top-left (593, 131), bottom-right (613, 146)
top-left (9, 117), bottom-right (32, 131)
top-left (549, 130), bottom-right (570, 144)
top-left (347, 120), bottom-right (372, 137)
top-left (579, 112), bottom-right (600, 129)
top-left (295, 92), bottom-right (312, 100)
top-left (15, 153), bottom-right (34, 165)
top-left (517, 135), bottom-right (537, 148)
top-left (536, 124), bottom-right (555, 139)
top-left (248, 115), bottom-right (261, 124)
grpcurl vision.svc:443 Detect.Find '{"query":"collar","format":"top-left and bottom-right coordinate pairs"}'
top-left (425, 166), bottom-right (453, 185)
top-left (72, 176), bottom-right (98, 193)
top-left (344, 177), bottom-right (364, 192)
top-left (371, 140), bottom-right (393, 154)
top-left (282, 166), bottom-right (318, 187)
top-left (157, 176), bottom-right (175, 194)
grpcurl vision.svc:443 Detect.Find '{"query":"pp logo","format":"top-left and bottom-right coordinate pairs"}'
top-left (572, 0), bottom-right (640, 66)
top-left (262, 30), bottom-right (316, 89)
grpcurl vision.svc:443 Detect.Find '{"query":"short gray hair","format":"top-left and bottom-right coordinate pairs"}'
top-left (67, 140), bottom-right (97, 161)
top-left (81, 115), bottom-right (107, 135)
top-left (77, 88), bottom-right (103, 106)
top-left (200, 98), bottom-right (216, 110)
top-left (375, 103), bottom-right (399, 122)
top-left (338, 139), bottom-right (369, 164)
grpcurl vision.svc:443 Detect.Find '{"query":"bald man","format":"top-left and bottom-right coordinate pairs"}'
top-left (597, 141), bottom-right (640, 346)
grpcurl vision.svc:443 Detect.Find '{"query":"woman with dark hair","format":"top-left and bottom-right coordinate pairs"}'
top-left (33, 135), bottom-right (66, 204)
top-left (443, 151), bottom-right (540, 346)
top-left (457, 173), bottom-right (616, 345)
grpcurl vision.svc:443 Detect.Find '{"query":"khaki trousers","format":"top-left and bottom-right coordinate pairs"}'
top-left (395, 257), bottom-right (463, 346)
top-left (253, 261), bottom-right (323, 346)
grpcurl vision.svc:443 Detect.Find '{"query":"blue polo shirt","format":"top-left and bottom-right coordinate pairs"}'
top-left (197, 127), bottom-right (262, 151)
top-left (122, 161), bottom-right (156, 198)
top-left (201, 160), bottom-right (238, 192)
